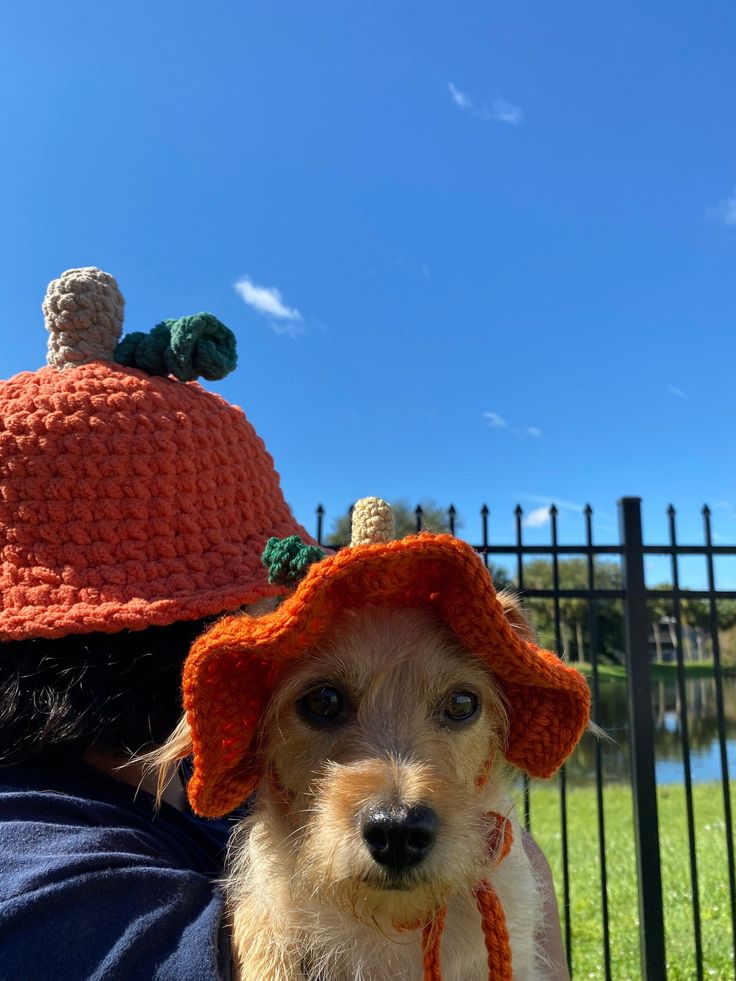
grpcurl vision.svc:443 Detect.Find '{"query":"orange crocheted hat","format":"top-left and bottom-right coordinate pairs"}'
top-left (0, 267), bottom-right (313, 641)
top-left (183, 498), bottom-right (590, 817)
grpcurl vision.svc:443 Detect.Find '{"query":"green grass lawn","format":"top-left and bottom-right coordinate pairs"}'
top-left (576, 660), bottom-right (734, 680)
top-left (521, 781), bottom-right (735, 980)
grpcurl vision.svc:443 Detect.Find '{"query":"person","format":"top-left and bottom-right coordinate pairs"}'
top-left (0, 267), bottom-right (569, 980)
top-left (0, 267), bottom-right (314, 980)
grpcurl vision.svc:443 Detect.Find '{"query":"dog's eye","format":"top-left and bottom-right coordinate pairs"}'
top-left (298, 685), bottom-right (345, 724)
top-left (442, 691), bottom-right (479, 723)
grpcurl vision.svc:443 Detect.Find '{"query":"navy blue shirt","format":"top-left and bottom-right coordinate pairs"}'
top-left (0, 762), bottom-right (232, 980)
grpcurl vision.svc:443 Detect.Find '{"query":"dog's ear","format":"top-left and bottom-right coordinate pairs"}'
top-left (496, 589), bottom-right (536, 643)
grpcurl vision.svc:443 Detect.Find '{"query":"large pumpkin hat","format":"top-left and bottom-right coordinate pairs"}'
top-left (183, 497), bottom-right (590, 818)
top-left (0, 267), bottom-right (314, 642)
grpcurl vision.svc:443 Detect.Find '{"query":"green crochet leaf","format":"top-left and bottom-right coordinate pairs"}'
top-left (113, 312), bottom-right (237, 382)
top-left (262, 536), bottom-right (326, 588)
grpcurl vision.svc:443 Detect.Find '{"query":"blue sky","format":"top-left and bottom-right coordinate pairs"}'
top-left (1, 1), bottom-right (735, 581)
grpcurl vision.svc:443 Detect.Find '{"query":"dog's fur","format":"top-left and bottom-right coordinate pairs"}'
top-left (154, 595), bottom-right (546, 980)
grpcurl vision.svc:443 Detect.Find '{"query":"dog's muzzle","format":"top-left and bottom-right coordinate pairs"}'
top-left (360, 802), bottom-right (438, 874)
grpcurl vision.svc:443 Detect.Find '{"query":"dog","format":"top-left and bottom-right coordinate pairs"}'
top-left (153, 592), bottom-right (549, 980)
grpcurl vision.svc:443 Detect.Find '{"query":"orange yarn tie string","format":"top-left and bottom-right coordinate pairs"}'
top-left (420, 905), bottom-right (447, 981)
top-left (486, 810), bottom-right (513, 864)
top-left (473, 880), bottom-right (513, 981)
top-left (417, 811), bottom-right (514, 981)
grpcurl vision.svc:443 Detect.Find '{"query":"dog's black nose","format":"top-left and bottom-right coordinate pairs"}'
top-left (361, 803), bottom-right (439, 873)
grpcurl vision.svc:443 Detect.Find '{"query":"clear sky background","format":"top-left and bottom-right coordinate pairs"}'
top-left (1, 1), bottom-right (735, 584)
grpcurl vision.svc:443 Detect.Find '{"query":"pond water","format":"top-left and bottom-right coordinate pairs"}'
top-left (566, 673), bottom-right (736, 786)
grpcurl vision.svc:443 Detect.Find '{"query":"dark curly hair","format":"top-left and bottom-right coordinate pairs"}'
top-left (0, 618), bottom-right (213, 767)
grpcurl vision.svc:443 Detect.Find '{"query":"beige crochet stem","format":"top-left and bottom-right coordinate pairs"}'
top-left (350, 497), bottom-right (395, 547)
top-left (44, 267), bottom-right (125, 370)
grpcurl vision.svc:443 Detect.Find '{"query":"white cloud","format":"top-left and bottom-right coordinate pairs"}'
top-left (483, 412), bottom-right (542, 438)
top-left (448, 81), bottom-right (473, 110)
top-left (523, 506), bottom-right (550, 529)
top-left (520, 494), bottom-right (617, 535)
top-left (448, 82), bottom-right (524, 126)
top-left (489, 96), bottom-right (524, 126)
top-left (713, 189), bottom-right (736, 227)
top-left (523, 494), bottom-right (584, 513)
top-left (234, 276), bottom-right (302, 324)
top-left (520, 495), bottom-right (584, 528)
top-left (667, 384), bottom-right (686, 399)
top-left (265, 319), bottom-right (306, 340)
top-left (394, 252), bottom-right (432, 282)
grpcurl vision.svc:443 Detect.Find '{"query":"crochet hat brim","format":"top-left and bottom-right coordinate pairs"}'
top-left (183, 533), bottom-right (590, 817)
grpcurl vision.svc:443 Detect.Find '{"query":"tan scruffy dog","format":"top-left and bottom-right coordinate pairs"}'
top-left (156, 600), bottom-right (545, 980)
top-left (223, 602), bottom-right (542, 981)
top-left (152, 499), bottom-right (589, 980)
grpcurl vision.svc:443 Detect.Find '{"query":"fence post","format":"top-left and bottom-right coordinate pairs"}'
top-left (618, 497), bottom-right (666, 978)
top-left (315, 504), bottom-right (324, 546)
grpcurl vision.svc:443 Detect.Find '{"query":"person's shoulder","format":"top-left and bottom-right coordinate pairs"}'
top-left (0, 762), bottom-right (232, 980)
top-left (1, 760), bottom-right (228, 866)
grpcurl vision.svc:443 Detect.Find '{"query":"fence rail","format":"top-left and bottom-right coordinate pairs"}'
top-left (314, 496), bottom-right (736, 979)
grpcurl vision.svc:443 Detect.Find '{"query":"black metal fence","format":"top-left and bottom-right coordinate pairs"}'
top-left (314, 497), bottom-right (736, 980)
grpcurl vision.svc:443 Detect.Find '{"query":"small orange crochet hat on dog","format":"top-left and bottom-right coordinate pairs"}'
top-left (0, 267), bottom-right (313, 642)
top-left (183, 497), bottom-right (590, 818)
